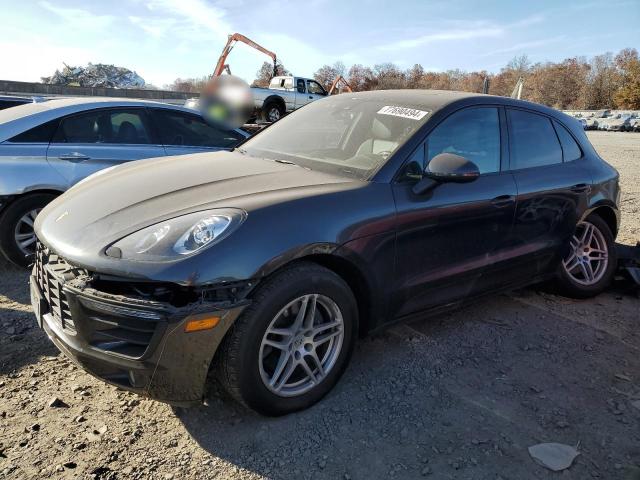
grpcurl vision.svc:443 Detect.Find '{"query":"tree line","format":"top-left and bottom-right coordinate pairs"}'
top-left (166, 47), bottom-right (640, 110)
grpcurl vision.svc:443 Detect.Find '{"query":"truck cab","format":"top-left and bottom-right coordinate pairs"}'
top-left (252, 76), bottom-right (328, 122)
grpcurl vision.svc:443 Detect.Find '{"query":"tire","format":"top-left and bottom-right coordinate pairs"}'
top-left (554, 214), bottom-right (617, 299)
top-left (216, 262), bottom-right (358, 416)
top-left (262, 102), bottom-right (284, 122)
top-left (0, 193), bottom-right (56, 268)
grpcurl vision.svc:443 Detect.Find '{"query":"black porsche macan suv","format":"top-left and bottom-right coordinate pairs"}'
top-left (31, 90), bottom-right (620, 415)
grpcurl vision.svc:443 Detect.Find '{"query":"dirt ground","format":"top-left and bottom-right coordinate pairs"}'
top-left (1, 132), bottom-right (639, 480)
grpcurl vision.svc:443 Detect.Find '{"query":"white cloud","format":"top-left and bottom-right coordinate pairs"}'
top-left (143, 0), bottom-right (231, 40)
top-left (378, 27), bottom-right (503, 51)
top-left (128, 15), bottom-right (177, 38)
top-left (376, 14), bottom-right (546, 52)
top-left (481, 36), bottom-right (567, 57)
top-left (38, 1), bottom-right (115, 29)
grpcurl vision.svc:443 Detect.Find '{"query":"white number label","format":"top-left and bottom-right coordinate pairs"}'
top-left (377, 106), bottom-right (429, 120)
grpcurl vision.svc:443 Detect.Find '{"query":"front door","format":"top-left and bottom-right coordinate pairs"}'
top-left (46, 108), bottom-right (165, 186)
top-left (391, 106), bottom-right (517, 318)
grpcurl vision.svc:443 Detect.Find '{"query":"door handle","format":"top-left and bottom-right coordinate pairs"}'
top-left (491, 194), bottom-right (515, 208)
top-left (308, 96), bottom-right (313, 99)
top-left (570, 183), bottom-right (590, 193)
top-left (59, 152), bottom-right (90, 162)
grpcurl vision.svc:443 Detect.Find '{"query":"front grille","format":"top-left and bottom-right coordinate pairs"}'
top-left (35, 242), bottom-right (164, 359)
top-left (34, 242), bottom-right (86, 335)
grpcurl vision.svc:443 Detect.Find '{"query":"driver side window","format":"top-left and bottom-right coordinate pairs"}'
top-left (426, 107), bottom-right (501, 174)
top-left (307, 80), bottom-right (326, 95)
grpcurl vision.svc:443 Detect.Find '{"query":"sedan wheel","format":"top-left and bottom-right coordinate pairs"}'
top-left (14, 209), bottom-right (42, 257)
top-left (562, 221), bottom-right (608, 286)
top-left (0, 193), bottom-right (56, 268)
top-left (259, 294), bottom-right (344, 397)
top-left (216, 262), bottom-right (357, 416)
top-left (555, 215), bottom-right (616, 298)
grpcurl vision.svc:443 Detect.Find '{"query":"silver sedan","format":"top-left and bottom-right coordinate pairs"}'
top-left (0, 97), bottom-right (248, 267)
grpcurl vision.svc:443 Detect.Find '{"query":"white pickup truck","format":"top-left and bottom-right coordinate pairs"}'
top-left (252, 76), bottom-right (328, 122)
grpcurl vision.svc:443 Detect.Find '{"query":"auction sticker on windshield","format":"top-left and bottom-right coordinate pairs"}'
top-left (377, 106), bottom-right (429, 120)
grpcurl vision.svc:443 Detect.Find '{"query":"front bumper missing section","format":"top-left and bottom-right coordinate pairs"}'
top-left (30, 247), bottom-right (250, 405)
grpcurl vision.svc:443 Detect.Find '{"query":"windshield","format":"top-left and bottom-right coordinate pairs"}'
top-left (239, 96), bottom-right (431, 180)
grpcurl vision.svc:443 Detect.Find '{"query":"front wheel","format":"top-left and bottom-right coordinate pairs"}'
top-left (555, 215), bottom-right (617, 298)
top-left (0, 193), bottom-right (56, 268)
top-left (216, 262), bottom-right (358, 416)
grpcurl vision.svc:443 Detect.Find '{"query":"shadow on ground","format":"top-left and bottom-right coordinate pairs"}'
top-left (177, 291), bottom-right (640, 480)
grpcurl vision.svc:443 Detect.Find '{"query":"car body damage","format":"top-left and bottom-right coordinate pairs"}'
top-left (31, 90), bottom-right (621, 414)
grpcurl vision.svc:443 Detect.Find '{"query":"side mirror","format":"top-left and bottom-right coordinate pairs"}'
top-left (412, 153), bottom-right (480, 195)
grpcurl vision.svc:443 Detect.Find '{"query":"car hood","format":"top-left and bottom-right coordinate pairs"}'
top-left (36, 151), bottom-right (356, 263)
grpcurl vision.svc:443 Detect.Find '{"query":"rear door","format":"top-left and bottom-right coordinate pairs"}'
top-left (506, 108), bottom-right (592, 279)
top-left (148, 108), bottom-right (246, 156)
top-left (46, 108), bottom-right (165, 186)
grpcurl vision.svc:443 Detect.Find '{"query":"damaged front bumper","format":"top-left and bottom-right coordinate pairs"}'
top-left (30, 243), bottom-right (250, 406)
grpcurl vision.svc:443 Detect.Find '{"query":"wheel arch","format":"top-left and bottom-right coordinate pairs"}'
top-left (262, 95), bottom-right (286, 111)
top-left (583, 203), bottom-right (619, 239)
top-left (248, 251), bottom-right (375, 338)
top-left (0, 188), bottom-right (63, 215)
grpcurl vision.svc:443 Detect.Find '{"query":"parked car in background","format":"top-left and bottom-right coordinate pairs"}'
top-left (605, 113), bottom-right (636, 131)
top-left (0, 95), bottom-right (47, 110)
top-left (0, 97), bottom-right (248, 267)
top-left (251, 75), bottom-right (327, 121)
top-left (584, 116), bottom-right (599, 130)
top-left (31, 90), bottom-right (620, 415)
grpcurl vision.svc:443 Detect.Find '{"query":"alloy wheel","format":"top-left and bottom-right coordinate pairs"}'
top-left (562, 221), bottom-right (609, 286)
top-left (268, 107), bottom-right (281, 122)
top-left (14, 208), bottom-right (41, 256)
top-left (259, 294), bottom-right (344, 397)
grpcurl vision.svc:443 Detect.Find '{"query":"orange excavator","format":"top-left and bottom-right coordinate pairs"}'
top-left (213, 33), bottom-right (278, 78)
top-left (328, 75), bottom-right (353, 95)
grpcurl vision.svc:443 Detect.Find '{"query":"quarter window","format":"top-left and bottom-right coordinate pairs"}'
top-left (553, 120), bottom-right (582, 162)
top-left (52, 109), bottom-right (152, 144)
top-left (507, 109), bottom-right (562, 169)
top-left (426, 107), bottom-right (501, 174)
top-left (8, 119), bottom-right (60, 143)
top-left (150, 109), bottom-right (244, 148)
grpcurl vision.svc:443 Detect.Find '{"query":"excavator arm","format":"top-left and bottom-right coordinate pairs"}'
top-left (213, 33), bottom-right (278, 78)
top-left (328, 75), bottom-right (353, 95)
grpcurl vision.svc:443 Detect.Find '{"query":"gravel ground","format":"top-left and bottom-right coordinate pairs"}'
top-left (1, 132), bottom-right (639, 480)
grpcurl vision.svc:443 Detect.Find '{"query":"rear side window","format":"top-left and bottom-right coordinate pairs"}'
top-left (150, 109), bottom-right (244, 148)
top-left (52, 109), bottom-right (152, 144)
top-left (0, 100), bottom-right (28, 110)
top-left (553, 120), bottom-right (582, 162)
top-left (426, 107), bottom-right (501, 174)
top-left (507, 109), bottom-right (562, 169)
top-left (8, 119), bottom-right (59, 143)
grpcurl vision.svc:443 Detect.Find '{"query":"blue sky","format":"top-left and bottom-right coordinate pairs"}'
top-left (1, 0), bottom-right (638, 87)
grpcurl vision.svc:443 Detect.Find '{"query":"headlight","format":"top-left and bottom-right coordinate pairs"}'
top-left (108, 208), bottom-right (246, 261)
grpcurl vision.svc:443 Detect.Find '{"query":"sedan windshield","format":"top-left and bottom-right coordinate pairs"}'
top-left (240, 96), bottom-right (431, 180)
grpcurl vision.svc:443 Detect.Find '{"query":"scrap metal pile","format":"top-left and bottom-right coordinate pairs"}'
top-left (41, 63), bottom-right (145, 89)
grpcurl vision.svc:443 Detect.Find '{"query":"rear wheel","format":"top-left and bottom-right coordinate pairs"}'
top-left (216, 262), bottom-right (357, 416)
top-left (555, 215), bottom-right (616, 298)
top-left (0, 193), bottom-right (56, 268)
